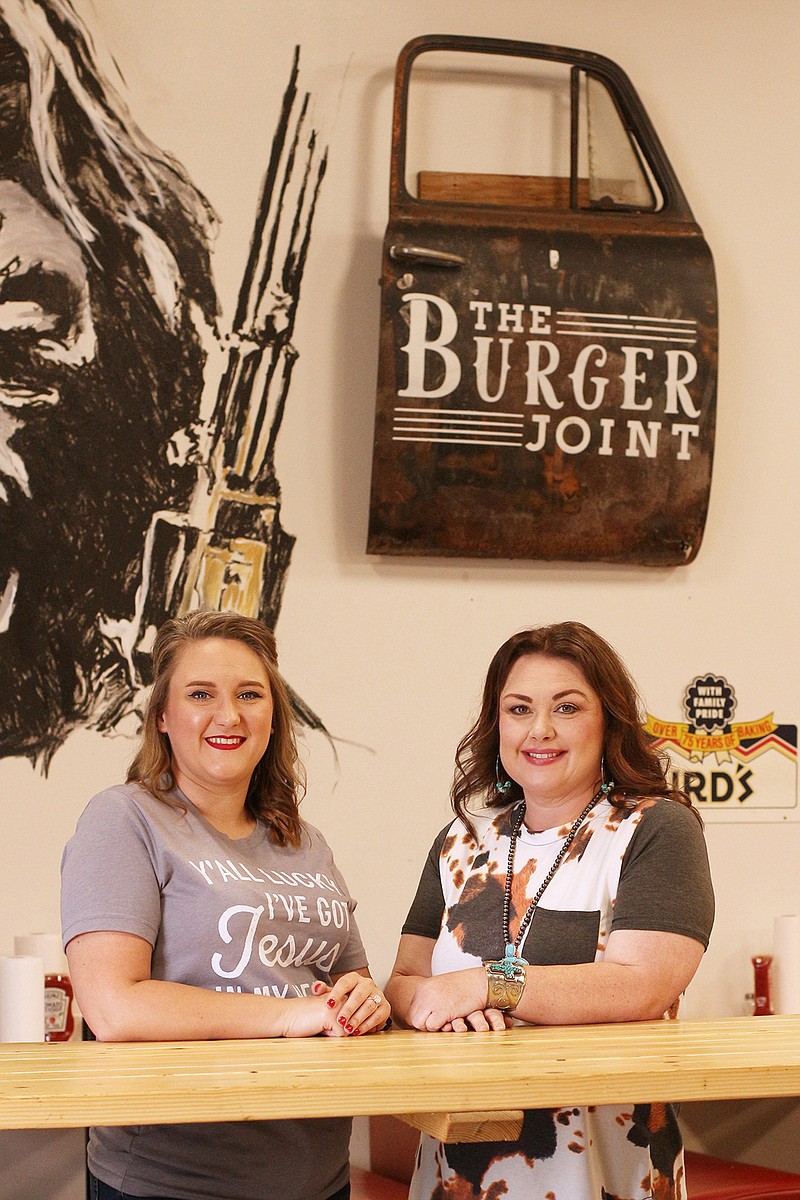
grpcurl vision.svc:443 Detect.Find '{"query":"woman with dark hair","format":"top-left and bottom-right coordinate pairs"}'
top-left (62, 609), bottom-right (389, 1200)
top-left (386, 621), bottom-right (714, 1200)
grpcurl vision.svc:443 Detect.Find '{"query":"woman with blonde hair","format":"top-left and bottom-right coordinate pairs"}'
top-left (62, 609), bottom-right (389, 1200)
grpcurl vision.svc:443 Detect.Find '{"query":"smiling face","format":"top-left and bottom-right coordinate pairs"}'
top-left (157, 638), bottom-right (275, 810)
top-left (498, 653), bottom-right (605, 827)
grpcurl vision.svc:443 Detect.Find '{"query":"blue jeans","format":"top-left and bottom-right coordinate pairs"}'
top-left (89, 1174), bottom-right (350, 1200)
top-left (89, 1178), bottom-right (177, 1200)
top-left (89, 1178), bottom-right (176, 1200)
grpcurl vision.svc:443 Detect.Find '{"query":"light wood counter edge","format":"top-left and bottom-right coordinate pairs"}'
top-left (3, 1017), bottom-right (800, 1132)
top-left (397, 1111), bottom-right (524, 1142)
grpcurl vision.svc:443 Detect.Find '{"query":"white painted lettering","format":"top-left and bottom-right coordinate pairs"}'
top-left (620, 346), bottom-right (654, 411)
top-left (671, 423), bottom-right (699, 460)
top-left (525, 341), bottom-right (561, 408)
top-left (497, 302), bottom-right (526, 333)
top-left (625, 421), bottom-right (661, 458)
top-left (524, 414), bottom-right (550, 452)
top-left (555, 416), bottom-right (591, 455)
top-left (569, 344), bottom-right (608, 411)
top-left (473, 336), bottom-right (512, 403)
top-left (598, 418), bottom-right (615, 456)
top-left (665, 350), bottom-right (700, 416)
top-left (469, 300), bottom-right (493, 330)
top-left (398, 292), bottom-right (461, 399)
top-left (528, 305), bottom-right (552, 334)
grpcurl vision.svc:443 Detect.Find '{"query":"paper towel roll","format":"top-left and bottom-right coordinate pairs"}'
top-left (773, 914), bottom-right (800, 1014)
top-left (14, 933), bottom-right (67, 976)
top-left (0, 955), bottom-right (45, 1041)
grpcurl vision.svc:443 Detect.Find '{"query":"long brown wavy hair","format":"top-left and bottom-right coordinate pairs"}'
top-left (453, 622), bottom-right (696, 836)
top-left (127, 610), bottom-right (305, 847)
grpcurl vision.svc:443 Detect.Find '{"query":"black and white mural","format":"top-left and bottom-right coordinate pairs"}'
top-left (0, 0), bottom-right (325, 765)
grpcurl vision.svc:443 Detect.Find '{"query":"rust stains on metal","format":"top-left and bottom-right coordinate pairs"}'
top-left (368, 36), bottom-right (717, 565)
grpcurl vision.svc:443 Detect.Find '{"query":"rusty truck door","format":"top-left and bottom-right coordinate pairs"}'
top-left (367, 35), bottom-right (717, 564)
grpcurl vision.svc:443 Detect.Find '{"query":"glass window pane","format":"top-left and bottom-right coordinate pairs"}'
top-left (403, 52), bottom-right (662, 212)
top-left (581, 74), bottom-right (661, 210)
top-left (405, 52), bottom-right (573, 207)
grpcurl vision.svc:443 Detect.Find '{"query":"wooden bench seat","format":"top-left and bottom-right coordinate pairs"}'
top-left (685, 1150), bottom-right (800, 1200)
top-left (350, 1165), bottom-right (410, 1200)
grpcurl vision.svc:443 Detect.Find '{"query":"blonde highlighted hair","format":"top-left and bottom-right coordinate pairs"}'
top-left (127, 610), bottom-right (305, 847)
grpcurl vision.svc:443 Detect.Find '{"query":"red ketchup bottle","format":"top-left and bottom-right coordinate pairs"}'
top-left (752, 955), bottom-right (774, 1017)
top-left (44, 969), bottom-right (75, 1042)
top-left (15, 934), bottom-right (75, 1041)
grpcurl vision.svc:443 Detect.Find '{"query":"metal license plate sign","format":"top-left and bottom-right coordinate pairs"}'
top-left (367, 36), bottom-right (718, 564)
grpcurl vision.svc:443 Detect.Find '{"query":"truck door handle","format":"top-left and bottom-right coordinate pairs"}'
top-left (389, 244), bottom-right (466, 267)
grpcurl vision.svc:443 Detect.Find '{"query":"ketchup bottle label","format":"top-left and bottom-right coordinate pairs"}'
top-left (44, 976), bottom-right (74, 1041)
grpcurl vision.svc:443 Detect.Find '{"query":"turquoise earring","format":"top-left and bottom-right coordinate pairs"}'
top-left (495, 756), bottom-right (512, 794)
top-left (600, 757), bottom-right (614, 794)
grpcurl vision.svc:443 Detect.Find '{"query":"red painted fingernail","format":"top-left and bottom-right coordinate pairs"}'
top-left (346, 1023), bottom-right (354, 1033)
top-left (353, 1028), bottom-right (362, 1035)
top-left (338, 1015), bottom-right (346, 1025)
top-left (327, 998), bottom-right (336, 1008)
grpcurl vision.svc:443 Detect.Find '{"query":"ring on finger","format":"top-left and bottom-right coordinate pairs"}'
top-left (371, 993), bottom-right (382, 1006)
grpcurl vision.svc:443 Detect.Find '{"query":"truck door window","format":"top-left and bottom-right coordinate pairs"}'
top-left (582, 73), bottom-right (661, 210)
top-left (405, 50), bottom-right (660, 212)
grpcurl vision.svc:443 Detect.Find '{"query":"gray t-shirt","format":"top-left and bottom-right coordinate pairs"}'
top-left (61, 782), bottom-right (368, 1200)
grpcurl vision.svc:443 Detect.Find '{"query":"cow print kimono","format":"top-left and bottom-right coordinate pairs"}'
top-left (401, 796), bottom-right (714, 1200)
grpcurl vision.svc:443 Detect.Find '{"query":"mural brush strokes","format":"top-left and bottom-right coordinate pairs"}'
top-left (105, 45), bottom-right (328, 733)
top-left (0, 0), bottom-right (326, 766)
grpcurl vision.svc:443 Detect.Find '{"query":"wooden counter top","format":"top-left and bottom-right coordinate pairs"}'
top-left (2, 1016), bottom-right (800, 1132)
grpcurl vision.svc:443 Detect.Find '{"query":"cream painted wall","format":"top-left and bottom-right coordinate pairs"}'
top-left (0, 1), bottom-right (798, 1194)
